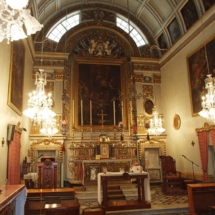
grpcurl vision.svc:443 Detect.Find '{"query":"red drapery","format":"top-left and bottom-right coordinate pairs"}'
top-left (197, 130), bottom-right (208, 182)
top-left (8, 132), bottom-right (21, 184)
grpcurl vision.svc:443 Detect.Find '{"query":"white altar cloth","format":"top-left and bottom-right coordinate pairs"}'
top-left (24, 172), bottom-right (38, 182)
top-left (97, 172), bottom-right (151, 204)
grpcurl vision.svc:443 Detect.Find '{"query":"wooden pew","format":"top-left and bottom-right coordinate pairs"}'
top-left (187, 183), bottom-right (215, 215)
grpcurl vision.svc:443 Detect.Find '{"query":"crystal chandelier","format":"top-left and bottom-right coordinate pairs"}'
top-left (0, 0), bottom-right (43, 43)
top-left (199, 74), bottom-right (215, 122)
top-left (23, 69), bottom-right (56, 125)
top-left (148, 106), bottom-right (165, 136)
top-left (40, 117), bottom-right (58, 137)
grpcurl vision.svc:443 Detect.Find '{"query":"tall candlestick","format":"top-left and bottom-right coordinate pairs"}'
top-left (113, 100), bottom-right (115, 125)
top-left (81, 100), bottom-right (83, 125)
top-left (121, 101), bottom-right (123, 122)
top-left (90, 100), bottom-right (92, 125)
top-left (73, 100), bottom-right (74, 127)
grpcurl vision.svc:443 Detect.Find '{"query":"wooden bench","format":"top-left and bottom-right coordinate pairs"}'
top-left (44, 202), bottom-right (80, 215)
top-left (187, 183), bottom-right (215, 215)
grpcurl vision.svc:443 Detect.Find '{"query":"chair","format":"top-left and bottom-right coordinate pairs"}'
top-left (82, 206), bottom-right (106, 215)
top-left (160, 156), bottom-right (182, 194)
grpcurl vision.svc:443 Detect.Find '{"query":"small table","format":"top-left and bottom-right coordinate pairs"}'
top-left (98, 172), bottom-right (151, 211)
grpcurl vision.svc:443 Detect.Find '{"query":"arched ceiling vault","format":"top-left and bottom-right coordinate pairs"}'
top-left (30, 0), bottom-right (213, 58)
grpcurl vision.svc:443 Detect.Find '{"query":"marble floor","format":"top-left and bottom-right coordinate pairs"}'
top-left (77, 185), bottom-right (189, 215)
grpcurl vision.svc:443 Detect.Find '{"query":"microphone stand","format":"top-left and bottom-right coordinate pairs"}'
top-left (182, 155), bottom-right (203, 181)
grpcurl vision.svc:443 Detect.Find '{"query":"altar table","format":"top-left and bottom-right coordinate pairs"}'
top-left (97, 172), bottom-right (151, 210)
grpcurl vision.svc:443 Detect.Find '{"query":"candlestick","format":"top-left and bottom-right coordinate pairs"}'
top-left (113, 100), bottom-right (115, 125)
top-left (121, 101), bottom-right (123, 122)
top-left (73, 100), bottom-right (74, 126)
top-left (90, 100), bottom-right (92, 126)
top-left (81, 100), bottom-right (83, 125)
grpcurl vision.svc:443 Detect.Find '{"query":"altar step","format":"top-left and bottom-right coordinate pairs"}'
top-left (74, 183), bottom-right (138, 203)
top-left (107, 185), bottom-right (125, 201)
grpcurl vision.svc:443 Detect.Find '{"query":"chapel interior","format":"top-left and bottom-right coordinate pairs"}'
top-left (1, 0), bottom-right (215, 214)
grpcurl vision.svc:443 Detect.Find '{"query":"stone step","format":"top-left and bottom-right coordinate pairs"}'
top-left (107, 189), bottom-right (122, 195)
top-left (108, 194), bottom-right (125, 200)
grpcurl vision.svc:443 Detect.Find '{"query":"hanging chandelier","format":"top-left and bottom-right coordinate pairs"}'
top-left (148, 106), bottom-right (165, 136)
top-left (23, 69), bottom-right (56, 125)
top-left (199, 74), bottom-right (215, 122)
top-left (0, 0), bottom-right (43, 43)
top-left (40, 117), bottom-right (58, 137)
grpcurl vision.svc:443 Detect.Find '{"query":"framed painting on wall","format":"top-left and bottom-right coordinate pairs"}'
top-left (180, 0), bottom-right (199, 30)
top-left (167, 18), bottom-right (181, 45)
top-left (8, 40), bottom-right (25, 115)
top-left (187, 35), bottom-right (215, 115)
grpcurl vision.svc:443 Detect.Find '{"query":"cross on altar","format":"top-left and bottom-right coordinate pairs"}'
top-left (97, 109), bottom-right (107, 131)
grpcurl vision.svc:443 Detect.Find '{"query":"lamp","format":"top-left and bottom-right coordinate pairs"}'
top-left (40, 117), bottom-right (58, 137)
top-left (0, 0), bottom-right (43, 43)
top-left (148, 106), bottom-right (165, 136)
top-left (61, 120), bottom-right (67, 135)
top-left (199, 74), bottom-right (215, 121)
top-left (23, 69), bottom-right (56, 125)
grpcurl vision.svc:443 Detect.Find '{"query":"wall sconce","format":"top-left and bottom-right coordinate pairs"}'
top-left (61, 120), bottom-right (67, 135)
top-left (2, 138), bottom-right (5, 147)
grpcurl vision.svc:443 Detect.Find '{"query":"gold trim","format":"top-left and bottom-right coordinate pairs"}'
top-left (173, 114), bottom-right (181, 130)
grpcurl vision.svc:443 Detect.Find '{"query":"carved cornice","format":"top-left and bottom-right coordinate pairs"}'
top-left (196, 122), bottom-right (215, 133)
top-left (30, 138), bottom-right (63, 162)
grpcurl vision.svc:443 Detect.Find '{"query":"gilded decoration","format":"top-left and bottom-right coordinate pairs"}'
top-left (30, 139), bottom-right (63, 162)
top-left (133, 63), bottom-right (160, 71)
top-left (54, 70), bottom-right (64, 80)
top-left (30, 114), bottom-right (62, 134)
top-left (137, 138), bottom-right (166, 161)
top-left (34, 59), bottom-right (65, 67)
top-left (142, 85), bottom-right (153, 98)
top-left (15, 121), bottom-right (23, 134)
top-left (72, 35), bottom-right (126, 58)
top-left (72, 57), bottom-right (127, 130)
top-left (143, 76), bottom-right (153, 83)
top-left (153, 74), bottom-right (161, 83)
top-left (82, 8), bottom-right (115, 23)
top-left (195, 122), bottom-right (210, 133)
top-left (137, 115), bottom-right (150, 133)
top-left (62, 59), bottom-right (71, 134)
top-left (134, 73), bottom-right (143, 83)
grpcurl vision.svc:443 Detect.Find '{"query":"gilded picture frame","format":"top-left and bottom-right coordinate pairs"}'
top-left (173, 114), bottom-right (181, 130)
top-left (8, 41), bottom-right (25, 115)
top-left (73, 57), bottom-right (127, 129)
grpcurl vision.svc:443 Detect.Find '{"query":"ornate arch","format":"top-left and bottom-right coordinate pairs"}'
top-left (30, 139), bottom-right (63, 163)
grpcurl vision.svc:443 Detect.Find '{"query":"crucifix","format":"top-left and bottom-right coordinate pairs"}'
top-left (97, 109), bottom-right (107, 132)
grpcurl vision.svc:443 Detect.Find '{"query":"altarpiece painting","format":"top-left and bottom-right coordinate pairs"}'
top-left (76, 63), bottom-right (123, 127)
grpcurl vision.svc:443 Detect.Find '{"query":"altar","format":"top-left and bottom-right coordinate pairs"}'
top-left (98, 172), bottom-right (151, 211)
top-left (68, 138), bottom-right (137, 185)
